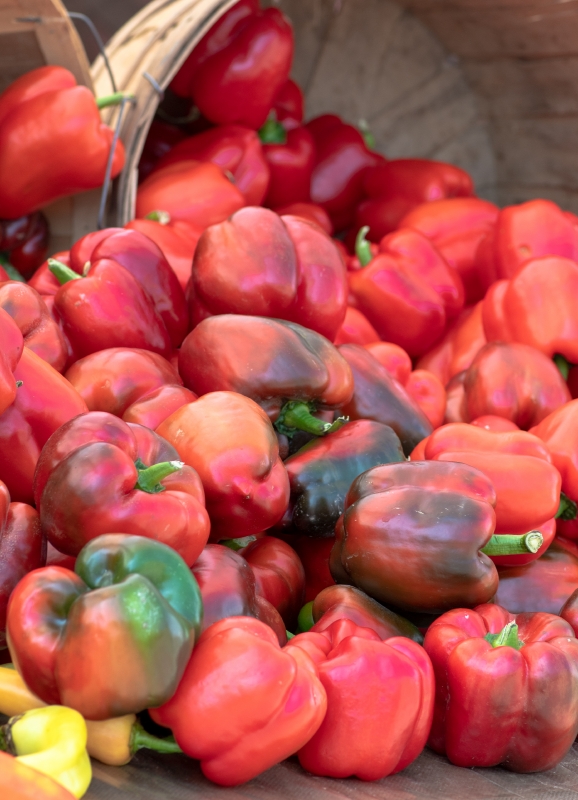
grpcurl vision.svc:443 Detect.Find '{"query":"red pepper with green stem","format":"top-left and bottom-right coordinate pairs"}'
top-left (179, 315), bottom-right (353, 437)
top-left (7, 534), bottom-right (203, 720)
top-left (424, 603), bottom-right (578, 772)
top-left (288, 618), bottom-right (434, 780)
top-left (0, 211), bottom-right (48, 279)
top-left (0, 66), bottom-right (125, 218)
top-left (259, 121), bottom-right (315, 208)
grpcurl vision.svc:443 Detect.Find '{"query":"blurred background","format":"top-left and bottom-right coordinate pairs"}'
top-left (64, 1), bottom-right (148, 61)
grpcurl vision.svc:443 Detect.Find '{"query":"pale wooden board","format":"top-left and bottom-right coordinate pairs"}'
top-left (84, 744), bottom-right (578, 800)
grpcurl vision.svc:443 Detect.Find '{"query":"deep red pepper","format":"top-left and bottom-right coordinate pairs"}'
top-left (417, 301), bottom-right (486, 386)
top-left (0, 347), bottom-right (87, 503)
top-left (400, 197), bottom-right (500, 303)
top-left (138, 120), bottom-right (187, 181)
top-left (424, 603), bottom-right (578, 772)
top-left (64, 347), bottom-right (181, 417)
top-left (191, 207), bottom-right (348, 341)
top-left (0, 66), bottom-right (125, 218)
top-left (122, 385), bottom-right (197, 431)
top-left (355, 159), bottom-right (474, 241)
top-left (405, 370), bottom-right (446, 430)
top-left (271, 202), bottom-right (333, 235)
top-left (0, 211), bottom-right (49, 279)
top-left (278, 535), bottom-right (335, 604)
top-left (0, 307), bottom-right (23, 417)
top-left (307, 115), bottom-right (385, 231)
top-left (260, 124), bottom-right (315, 208)
top-left (28, 250), bottom-right (71, 296)
top-left (272, 78), bottom-right (304, 131)
top-left (191, 544), bottom-right (286, 644)
top-left (0, 479), bottom-right (44, 650)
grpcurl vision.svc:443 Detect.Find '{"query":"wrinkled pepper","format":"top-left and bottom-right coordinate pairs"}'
top-left (7, 534), bottom-right (202, 720)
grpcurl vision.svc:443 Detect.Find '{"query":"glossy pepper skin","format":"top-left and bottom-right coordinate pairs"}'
top-left (283, 535), bottom-right (336, 604)
top-left (289, 618), bottom-right (434, 780)
top-left (179, 315), bottom-right (353, 426)
top-left (467, 342), bottom-right (572, 427)
top-left (0, 480), bottom-right (44, 649)
top-left (424, 603), bottom-right (578, 772)
top-left (0, 307), bottom-right (23, 416)
top-left (239, 536), bottom-right (305, 629)
top-left (154, 124), bottom-right (270, 206)
top-left (122, 385), bottom-right (197, 431)
top-left (495, 538), bottom-right (578, 614)
top-left (0, 348), bottom-right (88, 504)
top-left (309, 584), bottom-right (423, 644)
top-left (0, 211), bottom-right (49, 279)
top-left (355, 158), bottom-right (474, 242)
top-left (307, 115), bottom-right (385, 231)
top-left (190, 207), bottom-right (348, 341)
top-left (399, 197), bottom-right (499, 304)
top-left (276, 420), bottom-right (404, 538)
top-left (272, 78), bottom-right (304, 130)
top-left (0, 282), bottom-right (67, 372)
top-left (157, 392), bottom-right (290, 541)
top-left (192, 544), bottom-right (286, 644)
top-left (334, 306), bottom-right (380, 346)
top-left (7, 534), bottom-right (203, 720)
top-left (0, 66), bottom-right (125, 218)
top-left (186, 7), bottom-right (294, 129)
top-left (0, 750), bottom-right (76, 800)
top-left (150, 616), bottom-right (326, 787)
top-left (0, 706), bottom-right (91, 798)
top-left (482, 256), bottom-right (578, 362)
top-left (37, 430), bottom-right (210, 565)
top-left (332, 460), bottom-right (500, 613)
top-left (64, 348), bottom-right (181, 417)
top-left (417, 301), bottom-right (486, 386)
top-left (405, 370), bottom-right (446, 430)
top-left (260, 125), bottom-right (315, 208)
top-left (50, 257), bottom-right (172, 360)
top-left (136, 160), bottom-right (246, 230)
top-left (338, 344), bottom-right (433, 455)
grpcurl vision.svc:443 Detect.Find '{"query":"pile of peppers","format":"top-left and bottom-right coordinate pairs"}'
top-left (5, 0), bottom-right (578, 795)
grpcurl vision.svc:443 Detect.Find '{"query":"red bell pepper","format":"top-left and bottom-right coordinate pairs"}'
top-left (0, 211), bottom-right (49, 279)
top-left (49, 258), bottom-right (172, 359)
top-left (0, 480), bottom-right (43, 650)
top-left (157, 392), bottom-right (290, 541)
top-left (332, 460), bottom-right (509, 613)
top-left (355, 158), bottom-right (474, 242)
top-left (417, 301), bottom-right (486, 386)
top-left (272, 202), bottom-right (333, 235)
top-left (170, 0), bottom-right (260, 97)
top-left (480, 198), bottom-right (578, 280)
top-left (472, 415), bottom-right (520, 433)
top-left (37, 426), bottom-right (210, 566)
top-left (495, 537), bottom-right (578, 614)
top-left (453, 341), bottom-right (571, 428)
top-left (364, 342), bottom-right (412, 384)
top-left (0, 751), bottom-right (76, 800)
top-left (281, 535), bottom-right (335, 604)
top-left (191, 207), bottom-right (348, 341)
top-left (154, 124), bottom-right (270, 207)
top-left (482, 256), bottom-right (578, 362)
top-left (150, 616), bottom-right (326, 786)
top-left (0, 307), bottom-right (23, 417)
top-left (0, 281), bottom-right (67, 373)
top-left (32, 410), bottom-right (180, 508)
top-left (424, 603), bottom-right (578, 772)
top-left (405, 370), bottom-right (446, 429)
top-left (0, 66), bottom-right (125, 218)
top-left (238, 536), bottom-right (305, 629)
top-left (0, 347), bottom-right (87, 504)
top-left (333, 306), bottom-right (380, 346)
top-left (425, 422), bottom-right (552, 462)
top-left (289, 618), bottom-right (434, 780)
top-left (307, 115), bottom-right (385, 231)
top-left (138, 119), bottom-right (187, 181)
top-left (64, 347), bottom-right (181, 417)
top-left (338, 344), bottom-right (432, 455)
top-left (259, 123), bottom-right (315, 208)
top-left (272, 78), bottom-right (304, 130)
top-left (192, 543), bottom-right (286, 644)
top-left (122, 385), bottom-right (197, 430)
top-left (136, 161), bottom-right (246, 231)
top-left (307, 584), bottom-right (423, 643)
top-left (179, 315), bottom-right (353, 434)
top-left (400, 197), bottom-right (499, 303)
top-left (27, 250), bottom-right (70, 296)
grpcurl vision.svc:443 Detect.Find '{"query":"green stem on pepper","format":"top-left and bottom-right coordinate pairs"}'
top-left (480, 531), bottom-right (543, 557)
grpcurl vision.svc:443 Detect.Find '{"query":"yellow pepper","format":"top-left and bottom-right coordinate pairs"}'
top-left (0, 706), bottom-right (91, 798)
top-left (0, 665), bottom-right (181, 766)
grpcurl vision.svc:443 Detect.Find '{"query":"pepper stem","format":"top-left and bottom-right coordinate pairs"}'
top-left (135, 461), bottom-right (184, 494)
top-left (485, 621), bottom-right (524, 650)
top-left (96, 92), bottom-right (136, 110)
top-left (355, 226), bottom-right (373, 267)
top-left (222, 536), bottom-right (258, 552)
top-left (259, 117), bottom-right (287, 145)
top-left (48, 259), bottom-right (82, 285)
top-left (358, 119), bottom-right (376, 150)
top-left (297, 601), bottom-right (315, 633)
top-left (554, 354), bottom-right (571, 381)
top-left (480, 531), bottom-right (543, 557)
top-left (556, 492), bottom-right (577, 521)
top-left (0, 255), bottom-right (25, 282)
top-left (274, 401), bottom-right (348, 437)
top-left (145, 210), bottom-right (171, 225)
top-left (130, 722), bottom-right (182, 756)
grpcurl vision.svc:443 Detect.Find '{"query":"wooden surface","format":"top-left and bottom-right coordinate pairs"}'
top-left (85, 742), bottom-right (578, 799)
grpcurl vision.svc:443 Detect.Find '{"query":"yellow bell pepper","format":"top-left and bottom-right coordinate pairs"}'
top-left (0, 665), bottom-right (181, 766)
top-left (0, 706), bottom-right (91, 798)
